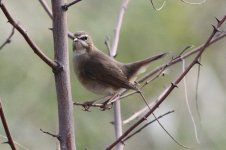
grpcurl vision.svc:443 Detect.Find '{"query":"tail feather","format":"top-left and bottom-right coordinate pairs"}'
top-left (124, 52), bottom-right (167, 80)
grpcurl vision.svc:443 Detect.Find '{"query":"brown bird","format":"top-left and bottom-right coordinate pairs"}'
top-left (73, 31), bottom-right (166, 97)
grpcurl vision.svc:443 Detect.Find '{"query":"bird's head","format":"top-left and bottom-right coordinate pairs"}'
top-left (73, 31), bottom-right (94, 54)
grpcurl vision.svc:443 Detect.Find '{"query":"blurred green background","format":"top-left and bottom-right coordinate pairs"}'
top-left (0, 0), bottom-right (226, 150)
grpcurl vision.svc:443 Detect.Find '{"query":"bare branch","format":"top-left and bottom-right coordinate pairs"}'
top-left (0, 98), bottom-right (16, 150)
top-left (108, 1), bottom-right (131, 150)
top-left (38, 0), bottom-right (75, 40)
top-left (51, 0), bottom-right (76, 149)
top-left (106, 15), bottom-right (226, 150)
top-left (40, 129), bottom-right (60, 140)
top-left (62, 0), bottom-right (82, 11)
top-left (110, 0), bottom-right (130, 57)
top-left (0, 4), bottom-right (57, 69)
top-left (0, 26), bottom-right (15, 50)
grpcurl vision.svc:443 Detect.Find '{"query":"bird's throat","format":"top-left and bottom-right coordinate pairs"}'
top-left (74, 49), bottom-right (87, 56)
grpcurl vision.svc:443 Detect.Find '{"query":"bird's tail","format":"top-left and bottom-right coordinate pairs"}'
top-left (124, 52), bottom-right (167, 80)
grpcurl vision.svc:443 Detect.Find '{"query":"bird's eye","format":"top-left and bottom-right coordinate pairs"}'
top-left (80, 36), bottom-right (88, 41)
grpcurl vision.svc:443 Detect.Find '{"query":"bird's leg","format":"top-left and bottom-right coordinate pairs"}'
top-left (100, 93), bottom-right (120, 110)
top-left (80, 95), bottom-right (109, 110)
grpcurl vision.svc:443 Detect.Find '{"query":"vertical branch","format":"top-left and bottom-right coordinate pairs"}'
top-left (51, 0), bottom-right (76, 150)
top-left (109, 1), bottom-right (130, 150)
top-left (0, 98), bottom-right (16, 150)
top-left (110, 0), bottom-right (130, 57)
top-left (113, 101), bottom-right (123, 150)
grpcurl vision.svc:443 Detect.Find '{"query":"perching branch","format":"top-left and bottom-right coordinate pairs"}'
top-left (0, 98), bottom-right (16, 150)
top-left (38, 0), bottom-right (75, 40)
top-left (106, 15), bottom-right (226, 150)
top-left (0, 3), bottom-right (57, 69)
top-left (0, 26), bottom-right (15, 50)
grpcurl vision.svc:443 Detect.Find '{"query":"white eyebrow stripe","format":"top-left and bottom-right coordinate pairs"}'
top-left (78, 34), bottom-right (88, 39)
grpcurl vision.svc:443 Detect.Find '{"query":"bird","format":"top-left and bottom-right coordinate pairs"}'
top-left (72, 31), bottom-right (166, 98)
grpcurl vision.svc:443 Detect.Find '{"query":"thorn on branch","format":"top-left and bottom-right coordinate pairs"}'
top-left (215, 17), bottom-right (220, 23)
top-left (212, 25), bottom-right (220, 33)
top-left (2, 141), bottom-right (9, 144)
top-left (196, 60), bottom-right (202, 66)
top-left (62, 0), bottom-right (82, 11)
top-left (48, 27), bottom-right (53, 31)
top-left (171, 83), bottom-right (178, 88)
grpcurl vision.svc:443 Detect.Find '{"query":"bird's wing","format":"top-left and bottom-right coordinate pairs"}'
top-left (83, 55), bottom-right (136, 90)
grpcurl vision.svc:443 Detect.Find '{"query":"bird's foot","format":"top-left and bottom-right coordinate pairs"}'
top-left (81, 100), bottom-right (97, 111)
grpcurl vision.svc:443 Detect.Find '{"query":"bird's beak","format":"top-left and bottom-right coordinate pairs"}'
top-left (73, 38), bottom-right (78, 42)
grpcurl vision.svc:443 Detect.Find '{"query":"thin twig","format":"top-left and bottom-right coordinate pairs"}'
top-left (40, 129), bottom-right (60, 140)
top-left (122, 110), bottom-right (174, 142)
top-left (106, 15), bottom-right (226, 150)
top-left (0, 26), bottom-right (15, 50)
top-left (38, 0), bottom-right (75, 40)
top-left (0, 98), bottom-right (16, 150)
top-left (38, 0), bottom-right (53, 19)
top-left (195, 57), bottom-right (202, 121)
top-left (62, 0), bottom-right (82, 11)
top-left (0, 4), bottom-right (57, 69)
top-left (182, 59), bottom-right (200, 144)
